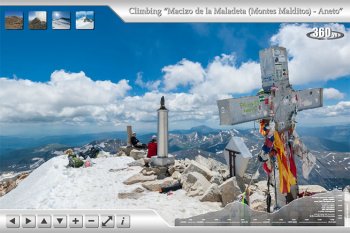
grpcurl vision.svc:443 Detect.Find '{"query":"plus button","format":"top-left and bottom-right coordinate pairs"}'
top-left (73, 218), bottom-right (79, 224)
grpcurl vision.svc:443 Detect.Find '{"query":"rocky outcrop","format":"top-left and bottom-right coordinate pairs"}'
top-left (0, 173), bottom-right (29, 197)
top-left (29, 18), bottom-right (47, 30)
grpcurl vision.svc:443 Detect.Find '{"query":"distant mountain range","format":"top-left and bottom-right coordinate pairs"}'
top-left (0, 125), bottom-right (349, 189)
top-left (5, 16), bottom-right (23, 29)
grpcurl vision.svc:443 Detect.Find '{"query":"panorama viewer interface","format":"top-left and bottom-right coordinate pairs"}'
top-left (0, 0), bottom-right (349, 232)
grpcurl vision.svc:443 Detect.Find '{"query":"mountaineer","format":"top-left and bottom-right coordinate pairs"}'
top-left (130, 132), bottom-right (147, 149)
top-left (147, 135), bottom-right (157, 158)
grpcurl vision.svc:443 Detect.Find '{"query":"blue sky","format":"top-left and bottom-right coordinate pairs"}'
top-left (0, 6), bottom-right (349, 135)
top-left (52, 11), bottom-right (70, 20)
top-left (76, 11), bottom-right (94, 20)
top-left (4, 11), bottom-right (22, 18)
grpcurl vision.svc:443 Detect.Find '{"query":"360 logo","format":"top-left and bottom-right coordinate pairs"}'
top-left (306, 27), bottom-right (344, 40)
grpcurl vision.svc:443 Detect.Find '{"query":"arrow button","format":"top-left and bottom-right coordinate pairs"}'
top-left (22, 215), bottom-right (36, 228)
top-left (7, 215), bottom-right (20, 228)
top-left (26, 218), bottom-right (31, 224)
top-left (38, 215), bottom-right (51, 228)
top-left (53, 215), bottom-right (67, 228)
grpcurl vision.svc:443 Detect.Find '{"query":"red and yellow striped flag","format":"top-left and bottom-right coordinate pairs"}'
top-left (273, 131), bottom-right (296, 194)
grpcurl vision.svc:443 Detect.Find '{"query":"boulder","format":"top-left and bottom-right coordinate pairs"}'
top-left (133, 187), bottom-right (145, 193)
top-left (210, 172), bottom-right (223, 185)
top-left (173, 160), bottom-right (186, 173)
top-left (142, 177), bottom-right (178, 192)
top-left (130, 149), bottom-right (146, 160)
top-left (171, 171), bottom-right (182, 180)
top-left (116, 150), bottom-right (127, 157)
top-left (141, 167), bottom-right (157, 176)
top-left (249, 191), bottom-right (268, 212)
top-left (119, 146), bottom-right (133, 156)
top-left (219, 177), bottom-right (242, 206)
top-left (127, 159), bottom-right (145, 167)
top-left (183, 161), bottom-right (213, 181)
top-left (143, 157), bottom-right (151, 165)
top-left (118, 192), bottom-right (143, 200)
top-left (168, 165), bottom-right (175, 175)
top-left (123, 173), bottom-right (157, 185)
top-left (181, 172), bottom-right (211, 197)
top-left (200, 183), bottom-right (222, 202)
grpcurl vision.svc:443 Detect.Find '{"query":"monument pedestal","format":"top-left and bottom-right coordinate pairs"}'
top-left (150, 155), bottom-right (175, 167)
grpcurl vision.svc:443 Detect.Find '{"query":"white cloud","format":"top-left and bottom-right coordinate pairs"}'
top-left (323, 88), bottom-right (345, 100)
top-left (162, 59), bottom-right (205, 91)
top-left (301, 101), bottom-right (350, 118)
top-left (191, 54), bottom-right (261, 96)
top-left (29, 11), bottom-right (46, 22)
top-left (0, 70), bottom-right (131, 124)
top-left (271, 23), bottom-right (350, 85)
top-left (135, 72), bottom-right (161, 91)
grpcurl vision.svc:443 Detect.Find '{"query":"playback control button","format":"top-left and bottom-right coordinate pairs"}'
top-left (6, 215), bottom-right (20, 228)
top-left (85, 215), bottom-right (99, 228)
top-left (53, 215), bottom-right (67, 228)
top-left (69, 215), bottom-right (83, 228)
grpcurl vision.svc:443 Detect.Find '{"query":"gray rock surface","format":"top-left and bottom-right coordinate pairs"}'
top-left (183, 161), bottom-right (214, 181)
top-left (200, 183), bottom-right (222, 202)
top-left (130, 149), bottom-right (146, 160)
top-left (142, 177), bottom-right (179, 192)
top-left (219, 177), bottom-right (242, 206)
top-left (181, 172), bottom-right (211, 197)
top-left (123, 173), bottom-right (157, 185)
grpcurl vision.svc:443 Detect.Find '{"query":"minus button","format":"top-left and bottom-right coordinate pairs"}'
top-left (85, 215), bottom-right (99, 228)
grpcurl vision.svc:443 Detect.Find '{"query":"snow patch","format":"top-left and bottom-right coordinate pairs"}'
top-left (0, 155), bottom-right (221, 225)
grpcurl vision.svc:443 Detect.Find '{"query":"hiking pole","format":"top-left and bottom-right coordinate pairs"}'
top-left (266, 175), bottom-right (271, 213)
top-left (273, 159), bottom-right (279, 211)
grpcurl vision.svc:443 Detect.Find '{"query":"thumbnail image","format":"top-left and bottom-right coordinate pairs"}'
top-left (4, 11), bottom-right (23, 30)
top-left (52, 11), bottom-right (71, 30)
top-left (29, 11), bottom-right (47, 30)
top-left (76, 11), bottom-right (94, 30)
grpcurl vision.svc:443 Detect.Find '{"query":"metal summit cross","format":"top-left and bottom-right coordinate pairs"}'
top-left (217, 46), bottom-right (323, 204)
top-left (217, 46), bottom-right (323, 133)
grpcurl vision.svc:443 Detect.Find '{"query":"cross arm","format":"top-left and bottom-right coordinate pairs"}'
top-left (295, 88), bottom-right (323, 111)
top-left (217, 95), bottom-right (270, 125)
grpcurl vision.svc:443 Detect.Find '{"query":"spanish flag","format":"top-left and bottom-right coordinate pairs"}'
top-left (273, 131), bottom-right (296, 194)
